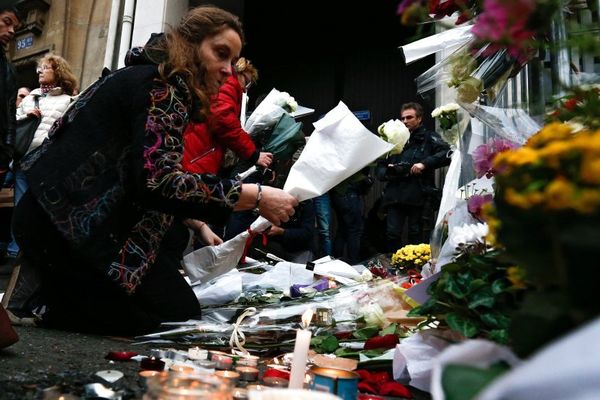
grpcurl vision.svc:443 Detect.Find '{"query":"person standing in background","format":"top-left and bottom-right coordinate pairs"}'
top-left (5, 54), bottom-right (78, 259)
top-left (376, 102), bottom-right (450, 253)
top-left (0, 0), bottom-right (21, 184)
top-left (15, 86), bottom-right (29, 107)
top-left (0, 0), bottom-right (22, 350)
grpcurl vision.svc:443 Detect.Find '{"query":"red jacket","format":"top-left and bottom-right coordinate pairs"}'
top-left (182, 75), bottom-right (258, 174)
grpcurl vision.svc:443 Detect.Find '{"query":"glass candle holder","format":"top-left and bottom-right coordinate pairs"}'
top-left (143, 372), bottom-right (231, 400)
top-left (235, 366), bottom-right (259, 382)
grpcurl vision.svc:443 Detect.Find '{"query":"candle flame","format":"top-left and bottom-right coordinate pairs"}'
top-left (301, 308), bottom-right (314, 329)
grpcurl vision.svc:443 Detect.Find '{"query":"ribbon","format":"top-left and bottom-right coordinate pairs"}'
top-left (229, 307), bottom-right (257, 354)
top-left (240, 228), bottom-right (268, 264)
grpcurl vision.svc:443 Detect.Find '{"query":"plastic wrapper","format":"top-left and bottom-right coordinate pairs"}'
top-left (417, 43), bottom-right (523, 105)
top-left (244, 88), bottom-right (296, 136)
top-left (460, 103), bottom-right (541, 145)
top-left (399, 25), bottom-right (473, 65)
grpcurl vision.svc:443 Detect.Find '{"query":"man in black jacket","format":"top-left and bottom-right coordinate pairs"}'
top-left (376, 102), bottom-right (450, 252)
top-left (0, 0), bottom-right (22, 183)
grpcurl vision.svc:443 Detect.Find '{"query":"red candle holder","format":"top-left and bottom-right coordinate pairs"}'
top-left (140, 356), bottom-right (166, 371)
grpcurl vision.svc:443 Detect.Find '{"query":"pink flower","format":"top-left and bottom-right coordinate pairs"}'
top-left (467, 194), bottom-right (494, 221)
top-left (473, 138), bottom-right (518, 178)
top-left (471, 0), bottom-right (537, 63)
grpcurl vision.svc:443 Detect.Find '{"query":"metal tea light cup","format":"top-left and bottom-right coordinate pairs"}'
top-left (310, 367), bottom-right (359, 400)
top-left (315, 307), bottom-right (333, 326)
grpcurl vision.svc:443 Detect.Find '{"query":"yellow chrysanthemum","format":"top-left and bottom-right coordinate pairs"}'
top-left (526, 122), bottom-right (574, 149)
top-left (507, 266), bottom-right (527, 289)
top-left (544, 177), bottom-right (576, 210)
top-left (505, 188), bottom-right (535, 209)
top-left (574, 189), bottom-right (600, 214)
top-left (580, 156), bottom-right (600, 185)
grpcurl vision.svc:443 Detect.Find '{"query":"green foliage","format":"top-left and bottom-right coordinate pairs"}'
top-left (408, 249), bottom-right (522, 344)
top-left (353, 326), bottom-right (380, 340)
top-left (311, 334), bottom-right (339, 354)
top-left (442, 362), bottom-right (511, 400)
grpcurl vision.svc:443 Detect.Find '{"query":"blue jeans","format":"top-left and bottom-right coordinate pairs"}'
top-left (313, 193), bottom-right (332, 257)
top-left (331, 191), bottom-right (363, 265)
top-left (7, 167), bottom-right (28, 256)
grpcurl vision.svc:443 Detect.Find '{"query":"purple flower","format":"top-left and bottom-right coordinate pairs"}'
top-left (473, 138), bottom-right (518, 178)
top-left (468, 194), bottom-right (494, 221)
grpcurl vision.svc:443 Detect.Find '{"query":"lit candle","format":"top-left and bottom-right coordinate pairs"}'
top-left (235, 366), bottom-right (259, 381)
top-left (211, 353), bottom-right (234, 370)
top-left (288, 308), bottom-right (313, 389)
top-left (236, 354), bottom-right (259, 367)
top-left (187, 346), bottom-right (207, 360)
top-left (214, 370), bottom-right (240, 385)
top-left (169, 364), bottom-right (194, 373)
top-left (140, 356), bottom-right (165, 371)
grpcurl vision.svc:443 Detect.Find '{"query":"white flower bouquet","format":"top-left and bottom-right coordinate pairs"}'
top-left (431, 103), bottom-right (460, 145)
top-left (244, 88), bottom-right (298, 136)
top-left (377, 119), bottom-right (410, 155)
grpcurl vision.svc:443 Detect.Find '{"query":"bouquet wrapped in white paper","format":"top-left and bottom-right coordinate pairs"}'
top-left (244, 88), bottom-right (298, 136)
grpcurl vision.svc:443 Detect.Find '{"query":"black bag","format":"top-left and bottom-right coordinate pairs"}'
top-left (14, 96), bottom-right (41, 161)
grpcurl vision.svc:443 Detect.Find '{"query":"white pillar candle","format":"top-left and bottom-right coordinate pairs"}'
top-left (288, 308), bottom-right (314, 389)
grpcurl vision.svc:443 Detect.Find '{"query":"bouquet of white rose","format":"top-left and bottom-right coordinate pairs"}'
top-left (431, 103), bottom-right (460, 146)
top-left (377, 119), bottom-right (410, 155)
top-left (244, 88), bottom-right (298, 136)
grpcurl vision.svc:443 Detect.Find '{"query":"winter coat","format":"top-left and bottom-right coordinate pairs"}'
top-left (0, 48), bottom-right (16, 173)
top-left (21, 52), bottom-right (242, 294)
top-left (376, 125), bottom-right (450, 207)
top-left (182, 75), bottom-right (258, 174)
top-left (16, 87), bottom-right (73, 155)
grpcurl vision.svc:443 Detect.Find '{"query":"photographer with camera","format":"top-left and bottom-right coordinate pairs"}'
top-left (376, 102), bottom-right (450, 253)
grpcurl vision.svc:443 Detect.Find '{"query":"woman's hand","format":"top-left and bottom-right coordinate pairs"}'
top-left (27, 108), bottom-right (42, 118)
top-left (184, 219), bottom-right (223, 246)
top-left (256, 152), bottom-right (273, 168)
top-left (235, 184), bottom-right (298, 225)
top-left (257, 186), bottom-right (298, 226)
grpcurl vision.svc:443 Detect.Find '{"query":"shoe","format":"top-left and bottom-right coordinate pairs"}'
top-left (0, 304), bottom-right (19, 348)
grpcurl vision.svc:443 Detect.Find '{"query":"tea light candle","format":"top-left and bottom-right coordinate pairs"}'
top-left (246, 384), bottom-right (267, 391)
top-left (212, 354), bottom-right (234, 370)
top-left (193, 359), bottom-right (216, 374)
top-left (138, 370), bottom-right (160, 379)
top-left (232, 387), bottom-right (248, 400)
top-left (263, 377), bottom-right (289, 387)
top-left (236, 354), bottom-right (259, 367)
top-left (288, 308), bottom-right (313, 389)
top-left (140, 356), bottom-right (165, 371)
top-left (169, 364), bottom-right (194, 373)
top-left (235, 366), bottom-right (259, 381)
top-left (187, 346), bottom-right (208, 360)
top-left (214, 370), bottom-right (239, 385)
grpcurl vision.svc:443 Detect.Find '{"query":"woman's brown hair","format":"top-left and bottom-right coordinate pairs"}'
top-left (39, 54), bottom-right (79, 96)
top-left (150, 5), bottom-right (244, 120)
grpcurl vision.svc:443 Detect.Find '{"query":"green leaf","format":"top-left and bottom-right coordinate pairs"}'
top-left (380, 323), bottom-right (398, 336)
top-left (445, 275), bottom-right (469, 299)
top-left (311, 334), bottom-right (339, 353)
top-left (491, 278), bottom-right (510, 294)
top-left (488, 329), bottom-right (509, 344)
top-left (446, 312), bottom-right (479, 337)
top-left (468, 287), bottom-right (496, 309)
top-left (442, 362), bottom-right (511, 400)
top-left (481, 312), bottom-right (511, 329)
top-left (469, 279), bottom-right (487, 291)
top-left (353, 326), bottom-right (380, 340)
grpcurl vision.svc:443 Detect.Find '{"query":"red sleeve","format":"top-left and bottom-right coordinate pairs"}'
top-left (208, 78), bottom-right (257, 160)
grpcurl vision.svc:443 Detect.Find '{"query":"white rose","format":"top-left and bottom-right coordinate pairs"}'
top-left (380, 119), bottom-right (410, 155)
top-left (431, 106), bottom-right (443, 118)
top-left (441, 103), bottom-right (460, 113)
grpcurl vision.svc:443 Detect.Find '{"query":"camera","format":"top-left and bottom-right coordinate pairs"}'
top-left (391, 161), bottom-right (412, 178)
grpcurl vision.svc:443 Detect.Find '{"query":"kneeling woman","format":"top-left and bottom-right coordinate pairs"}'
top-left (13, 6), bottom-right (297, 335)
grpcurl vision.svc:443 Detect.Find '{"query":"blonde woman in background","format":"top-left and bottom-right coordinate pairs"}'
top-left (6, 54), bottom-right (77, 258)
